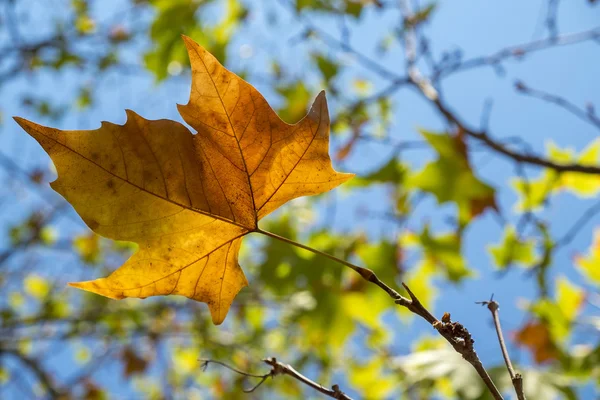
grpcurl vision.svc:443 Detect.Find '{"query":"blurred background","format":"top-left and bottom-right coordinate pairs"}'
top-left (1, 0), bottom-right (600, 398)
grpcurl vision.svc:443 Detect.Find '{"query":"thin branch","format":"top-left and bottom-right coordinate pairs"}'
top-left (0, 348), bottom-right (64, 399)
top-left (415, 87), bottom-right (600, 175)
top-left (398, 285), bottom-right (502, 400)
top-left (477, 297), bottom-right (525, 400)
top-left (263, 358), bottom-right (353, 400)
top-left (201, 359), bottom-right (267, 379)
top-left (256, 229), bottom-right (504, 400)
top-left (277, 0), bottom-right (403, 82)
top-left (545, 0), bottom-right (561, 39)
top-left (556, 200), bottom-right (600, 248)
top-left (201, 358), bottom-right (355, 399)
top-left (439, 27), bottom-right (600, 78)
top-left (515, 80), bottom-right (600, 132)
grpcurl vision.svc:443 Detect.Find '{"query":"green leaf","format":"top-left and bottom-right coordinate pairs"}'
top-left (488, 226), bottom-right (536, 269)
top-left (356, 240), bottom-right (401, 284)
top-left (295, 0), bottom-right (364, 18)
top-left (575, 229), bottom-right (600, 284)
top-left (344, 1), bottom-right (364, 18)
top-left (76, 86), bottom-right (93, 109)
top-left (258, 215), bottom-right (356, 294)
top-left (24, 274), bottom-right (50, 300)
top-left (556, 276), bottom-right (585, 323)
top-left (349, 357), bottom-right (397, 399)
top-left (0, 368), bottom-right (9, 385)
top-left (550, 139), bottom-right (600, 197)
top-left (418, 226), bottom-right (473, 282)
top-left (352, 78), bottom-right (373, 97)
top-left (313, 54), bottom-right (340, 83)
top-left (341, 291), bottom-right (388, 329)
top-left (529, 277), bottom-right (584, 342)
top-left (405, 3), bottom-right (437, 28)
top-left (511, 171), bottom-right (559, 211)
top-left (513, 139), bottom-right (600, 210)
top-left (73, 233), bottom-right (102, 264)
top-left (276, 81), bottom-right (312, 123)
top-left (348, 158), bottom-right (407, 187)
top-left (408, 130), bottom-right (496, 225)
top-left (145, 0), bottom-right (246, 80)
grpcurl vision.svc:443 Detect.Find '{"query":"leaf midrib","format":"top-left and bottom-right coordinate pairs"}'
top-left (27, 122), bottom-right (252, 232)
top-left (194, 46), bottom-right (259, 225)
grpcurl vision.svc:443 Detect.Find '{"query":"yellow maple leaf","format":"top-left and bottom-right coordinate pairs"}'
top-left (14, 36), bottom-right (353, 324)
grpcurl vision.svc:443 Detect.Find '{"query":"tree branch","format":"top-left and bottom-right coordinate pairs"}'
top-left (201, 358), bottom-right (354, 399)
top-left (515, 80), bottom-right (600, 132)
top-left (258, 229), bottom-right (504, 400)
top-left (477, 297), bottom-right (526, 400)
top-left (397, 284), bottom-right (503, 400)
top-left (438, 27), bottom-right (600, 78)
top-left (0, 348), bottom-right (64, 399)
top-left (416, 87), bottom-right (600, 175)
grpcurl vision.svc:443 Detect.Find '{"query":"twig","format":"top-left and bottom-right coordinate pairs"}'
top-left (515, 80), bottom-right (600, 132)
top-left (257, 229), bottom-right (504, 400)
top-left (477, 296), bottom-right (526, 400)
top-left (277, 0), bottom-right (403, 82)
top-left (439, 27), bottom-right (600, 78)
top-left (416, 88), bottom-right (600, 175)
top-left (555, 200), bottom-right (600, 248)
top-left (398, 284), bottom-right (503, 400)
top-left (545, 0), bottom-right (561, 39)
top-left (264, 358), bottom-right (353, 400)
top-left (399, 3), bottom-right (600, 178)
top-left (0, 348), bottom-right (64, 399)
top-left (201, 358), bottom-right (355, 399)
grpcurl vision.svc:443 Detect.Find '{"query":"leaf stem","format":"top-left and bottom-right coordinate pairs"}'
top-left (257, 228), bottom-right (504, 400)
top-left (255, 228), bottom-right (403, 300)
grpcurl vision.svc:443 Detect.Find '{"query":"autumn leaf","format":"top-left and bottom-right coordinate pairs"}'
top-left (122, 347), bottom-right (149, 377)
top-left (14, 35), bottom-right (352, 324)
top-left (514, 321), bottom-right (559, 364)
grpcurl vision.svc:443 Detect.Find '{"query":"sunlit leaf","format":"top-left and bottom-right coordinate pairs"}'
top-left (556, 276), bottom-right (586, 323)
top-left (488, 226), bottom-right (536, 269)
top-left (417, 226), bottom-right (473, 282)
top-left (408, 130), bottom-right (496, 225)
top-left (574, 228), bottom-right (600, 284)
top-left (24, 274), bottom-right (50, 300)
top-left (16, 37), bottom-right (352, 324)
top-left (349, 357), bottom-right (397, 399)
top-left (551, 139), bottom-right (600, 197)
top-left (73, 233), bottom-right (102, 264)
top-left (0, 368), bottom-right (9, 385)
top-left (347, 157), bottom-right (407, 187)
top-left (313, 54), bottom-right (340, 83)
top-left (276, 81), bottom-right (312, 123)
